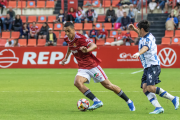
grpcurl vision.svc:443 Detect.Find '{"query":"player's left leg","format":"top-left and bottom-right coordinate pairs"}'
top-left (100, 78), bottom-right (135, 111)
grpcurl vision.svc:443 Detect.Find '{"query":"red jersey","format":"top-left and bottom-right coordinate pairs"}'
top-left (99, 29), bottom-right (108, 36)
top-left (64, 33), bottom-right (101, 69)
top-left (68, 12), bottom-right (76, 18)
top-left (30, 26), bottom-right (39, 34)
top-left (116, 33), bottom-right (124, 40)
top-left (0, 0), bottom-right (7, 6)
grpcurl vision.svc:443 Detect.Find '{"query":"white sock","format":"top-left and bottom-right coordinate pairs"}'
top-left (126, 99), bottom-right (132, 104)
top-left (147, 92), bottom-right (161, 108)
top-left (93, 97), bottom-right (100, 102)
top-left (159, 88), bottom-right (175, 101)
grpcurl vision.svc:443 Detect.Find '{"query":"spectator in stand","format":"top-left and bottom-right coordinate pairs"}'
top-left (0, 17), bottom-right (2, 34)
top-left (64, 7), bottom-right (76, 24)
top-left (116, 6), bottom-right (125, 23)
top-left (45, 28), bottom-right (57, 46)
top-left (19, 23), bottom-right (30, 39)
top-left (39, 22), bottom-right (49, 39)
top-left (5, 39), bottom-right (20, 47)
top-left (105, 6), bottom-right (116, 23)
top-left (75, 6), bottom-right (85, 23)
top-left (136, 0), bottom-right (146, 13)
top-left (85, 6), bottom-right (98, 23)
top-left (0, 0), bottom-right (7, 16)
top-left (89, 24), bottom-right (98, 40)
top-left (130, 0), bottom-right (137, 5)
top-left (124, 29), bottom-right (134, 46)
top-left (3, 13), bottom-right (13, 31)
top-left (30, 22), bottom-right (39, 38)
top-left (121, 11), bottom-right (131, 30)
top-left (54, 9), bottom-right (65, 23)
top-left (111, 28), bottom-right (125, 46)
top-left (149, 0), bottom-right (158, 13)
top-left (13, 15), bottom-right (22, 31)
top-left (98, 25), bottom-right (107, 40)
top-left (166, 12), bottom-right (178, 29)
top-left (128, 6), bottom-right (135, 24)
top-left (117, 0), bottom-right (132, 7)
top-left (79, 30), bottom-right (89, 38)
top-left (172, 6), bottom-right (179, 17)
top-left (157, 0), bottom-right (168, 13)
top-left (177, 0), bottom-right (180, 6)
top-left (7, 7), bottom-right (15, 19)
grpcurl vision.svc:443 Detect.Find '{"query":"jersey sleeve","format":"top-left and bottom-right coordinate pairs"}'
top-left (79, 38), bottom-right (92, 47)
top-left (143, 38), bottom-right (152, 50)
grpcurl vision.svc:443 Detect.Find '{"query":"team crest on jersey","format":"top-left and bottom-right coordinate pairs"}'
top-left (94, 73), bottom-right (99, 77)
top-left (73, 43), bottom-right (77, 47)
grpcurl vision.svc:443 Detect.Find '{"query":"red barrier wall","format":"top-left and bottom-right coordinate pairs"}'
top-left (0, 45), bottom-right (179, 68)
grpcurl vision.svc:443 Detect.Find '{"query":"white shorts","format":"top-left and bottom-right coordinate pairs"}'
top-left (76, 65), bottom-right (108, 84)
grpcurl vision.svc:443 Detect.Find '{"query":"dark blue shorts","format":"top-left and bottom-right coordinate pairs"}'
top-left (141, 65), bottom-right (161, 88)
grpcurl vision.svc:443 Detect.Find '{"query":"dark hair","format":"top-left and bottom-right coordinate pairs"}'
top-left (137, 20), bottom-right (149, 32)
top-left (64, 22), bottom-right (74, 28)
top-left (43, 22), bottom-right (49, 29)
top-left (8, 41), bottom-right (12, 45)
top-left (22, 23), bottom-right (27, 29)
top-left (15, 15), bottom-right (21, 20)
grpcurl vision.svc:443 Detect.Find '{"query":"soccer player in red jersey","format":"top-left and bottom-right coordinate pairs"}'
top-left (61, 22), bottom-right (135, 111)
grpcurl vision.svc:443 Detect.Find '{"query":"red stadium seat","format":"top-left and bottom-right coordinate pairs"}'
top-left (74, 23), bottom-right (83, 30)
top-left (112, 0), bottom-right (119, 7)
top-left (37, 39), bottom-right (46, 46)
top-left (48, 23), bottom-right (53, 29)
top-left (94, 23), bottom-right (102, 30)
top-left (36, 24), bottom-right (43, 29)
top-left (54, 31), bottom-right (60, 39)
top-left (172, 38), bottom-right (180, 44)
top-left (103, 0), bottom-right (111, 7)
top-left (106, 38), bottom-right (114, 43)
top-left (38, 16), bottom-right (47, 23)
top-left (11, 32), bottom-right (20, 39)
top-left (84, 23), bottom-right (92, 30)
top-left (48, 16), bottom-right (56, 22)
top-left (92, 0), bottom-right (100, 7)
top-left (18, 39), bottom-right (27, 46)
top-left (83, 0), bottom-right (92, 7)
top-left (174, 30), bottom-right (180, 37)
top-left (104, 23), bottom-right (112, 30)
top-left (96, 39), bottom-right (105, 46)
top-left (21, 16), bottom-right (26, 23)
top-left (97, 15), bottom-right (105, 22)
top-left (46, 1), bottom-right (55, 8)
top-left (122, 31), bottom-right (127, 35)
top-left (60, 31), bottom-right (66, 38)
top-left (57, 39), bottom-right (64, 46)
top-left (0, 39), bottom-right (7, 46)
top-left (27, 1), bottom-right (35, 8)
top-left (37, 1), bottom-right (45, 8)
top-left (161, 37), bottom-right (171, 45)
top-left (2, 32), bottom-right (10, 39)
top-left (17, 1), bottom-right (26, 8)
top-left (130, 31), bottom-right (138, 38)
top-left (28, 16), bottom-right (37, 22)
top-left (164, 30), bottom-right (174, 37)
top-left (134, 22), bottom-right (138, 28)
top-left (109, 31), bottom-right (117, 38)
top-left (54, 23), bottom-right (63, 30)
top-left (8, 1), bottom-right (17, 8)
top-left (28, 39), bottom-right (36, 46)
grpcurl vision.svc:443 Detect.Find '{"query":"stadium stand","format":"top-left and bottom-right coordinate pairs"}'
top-left (161, 37), bottom-right (171, 45)
top-left (18, 39), bottom-right (27, 46)
top-left (37, 39), bottom-right (46, 46)
top-left (28, 39), bottom-right (37, 46)
top-left (172, 38), bottom-right (180, 45)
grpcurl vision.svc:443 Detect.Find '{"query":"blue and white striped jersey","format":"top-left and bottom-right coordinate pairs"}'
top-left (138, 33), bottom-right (160, 69)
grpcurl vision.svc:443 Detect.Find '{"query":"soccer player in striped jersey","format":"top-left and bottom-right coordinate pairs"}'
top-left (129, 20), bottom-right (179, 114)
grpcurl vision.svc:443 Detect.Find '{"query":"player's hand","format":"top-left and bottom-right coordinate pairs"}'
top-left (132, 52), bottom-right (140, 59)
top-left (80, 46), bottom-right (88, 53)
top-left (61, 58), bottom-right (67, 65)
top-left (128, 24), bottom-right (135, 30)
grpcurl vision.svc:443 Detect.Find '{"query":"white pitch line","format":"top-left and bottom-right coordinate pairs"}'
top-left (0, 91), bottom-right (180, 92)
top-left (131, 69), bottom-right (144, 74)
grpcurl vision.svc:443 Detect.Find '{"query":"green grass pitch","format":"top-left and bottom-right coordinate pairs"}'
top-left (0, 68), bottom-right (179, 120)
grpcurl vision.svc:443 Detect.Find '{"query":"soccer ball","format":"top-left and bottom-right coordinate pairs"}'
top-left (77, 98), bottom-right (90, 111)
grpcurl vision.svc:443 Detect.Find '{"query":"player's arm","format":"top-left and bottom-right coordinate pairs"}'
top-left (132, 46), bottom-right (148, 59)
top-left (80, 42), bottom-right (97, 53)
top-left (61, 47), bottom-right (71, 65)
top-left (128, 24), bottom-right (140, 36)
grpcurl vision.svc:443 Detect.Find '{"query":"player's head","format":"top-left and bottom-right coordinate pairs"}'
top-left (64, 22), bottom-right (75, 39)
top-left (137, 20), bottom-right (149, 37)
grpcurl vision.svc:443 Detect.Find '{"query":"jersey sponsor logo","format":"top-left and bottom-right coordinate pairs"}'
top-left (148, 74), bottom-right (152, 80)
top-left (94, 73), bottom-right (99, 77)
top-left (73, 43), bottom-right (77, 47)
top-left (117, 52), bottom-right (140, 62)
top-left (0, 49), bottom-right (19, 68)
top-left (158, 48), bottom-right (177, 67)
